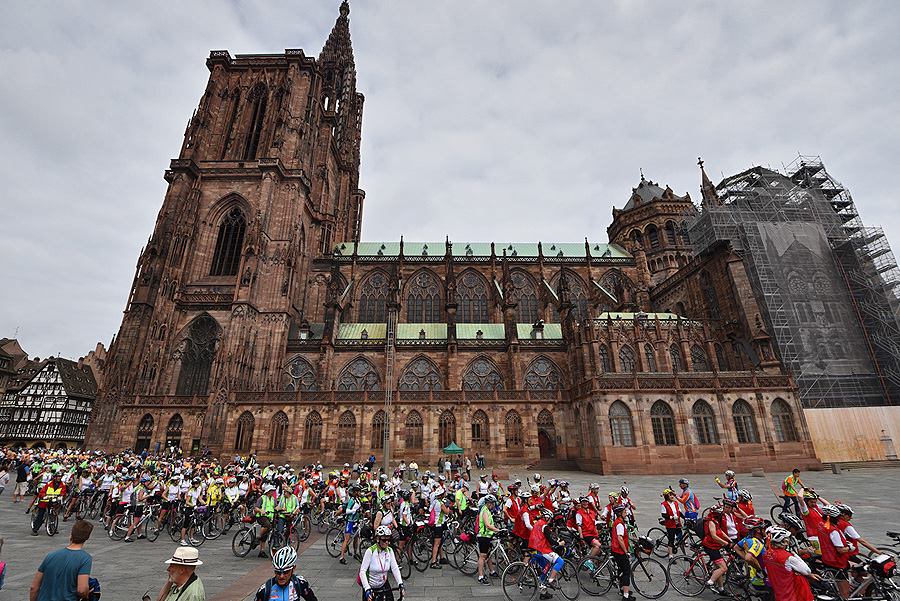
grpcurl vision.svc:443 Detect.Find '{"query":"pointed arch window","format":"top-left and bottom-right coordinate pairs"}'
top-left (176, 315), bottom-right (219, 396)
top-left (609, 401), bottom-right (636, 446)
top-left (234, 411), bottom-right (255, 452)
top-left (524, 357), bottom-right (562, 391)
top-left (598, 344), bottom-right (611, 373)
top-left (670, 345), bottom-right (684, 372)
top-left (630, 230), bottom-right (644, 249)
top-left (398, 357), bottom-right (442, 391)
top-left (210, 207), bottom-right (246, 276)
top-left (537, 409), bottom-right (556, 447)
top-left (337, 410), bottom-right (356, 452)
top-left (462, 358), bottom-right (504, 391)
top-left (700, 271), bottom-right (720, 319)
top-left (269, 411), bottom-right (289, 452)
top-left (715, 343), bottom-right (729, 371)
top-left (284, 356), bottom-right (317, 391)
top-left (358, 271), bottom-right (389, 322)
top-left (510, 270), bottom-right (540, 323)
top-left (243, 83), bottom-right (268, 160)
top-left (772, 399), bottom-right (799, 442)
top-left (551, 270), bottom-right (590, 322)
top-left (505, 410), bottom-right (524, 451)
top-left (650, 401), bottom-right (678, 446)
top-left (165, 414), bottom-right (183, 449)
top-left (693, 400), bottom-right (719, 445)
top-left (471, 410), bottom-right (490, 448)
top-left (371, 410), bottom-right (387, 450)
top-left (690, 344), bottom-right (710, 372)
top-left (457, 270), bottom-right (490, 323)
top-left (399, 410), bottom-right (421, 450)
top-left (665, 221), bottom-right (678, 246)
top-left (406, 270), bottom-right (442, 322)
top-left (136, 414), bottom-right (154, 453)
top-left (303, 411), bottom-right (323, 450)
top-left (619, 345), bottom-right (636, 373)
top-left (644, 344), bottom-right (658, 372)
top-left (337, 358), bottom-right (381, 391)
top-left (438, 411), bottom-right (456, 449)
top-left (732, 399), bottom-right (760, 444)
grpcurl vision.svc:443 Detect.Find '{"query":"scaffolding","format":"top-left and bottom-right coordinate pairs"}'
top-left (687, 156), bottom-right (900, 408)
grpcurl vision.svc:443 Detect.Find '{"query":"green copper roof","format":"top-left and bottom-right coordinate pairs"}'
top-left (333, 241), bottom-right (631, 259)
top-left (337, 323), bottom-right (386, 340)
top-left (456, 323), bottom-right (506, 339)
top-left (516, 323), bottom-right (563, 340)
top-left (397, 323), bottom-right (448, 340)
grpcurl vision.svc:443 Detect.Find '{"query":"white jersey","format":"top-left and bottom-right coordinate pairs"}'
top-left (167, 484), bottom-right (181, 502)
top-left (100, 474), bottom-right (115, 491)
top-left (478, 481), bottom-right (489, 495)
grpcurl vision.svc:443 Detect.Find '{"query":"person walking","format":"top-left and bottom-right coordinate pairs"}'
top-left (157, 547), bottom-right (205, 601)
top-left (0, 463), bottom-right (9, 497)
top-left (29, 519), bottom-right (94, 601)
top-left (15, 460), bottom-right (29, 503)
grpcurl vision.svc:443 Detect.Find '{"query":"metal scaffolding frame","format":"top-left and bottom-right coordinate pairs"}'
top-left (687, 156), bottom-right (900, 408)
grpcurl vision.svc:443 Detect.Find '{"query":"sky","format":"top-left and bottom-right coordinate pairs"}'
top-left (2, 1), bottom-right (900, 360)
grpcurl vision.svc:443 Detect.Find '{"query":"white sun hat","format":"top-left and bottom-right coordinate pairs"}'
top-left (165, 546), bottom-right (203, 566)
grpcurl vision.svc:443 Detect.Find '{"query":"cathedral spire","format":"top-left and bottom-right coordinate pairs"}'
top-left (319, 1), bottom-right (355, 67)
top-left (698, 157), bottom-right (721, 207)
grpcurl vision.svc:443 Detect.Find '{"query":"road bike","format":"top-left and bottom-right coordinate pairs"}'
top-left (576, 537), bottom-right (669, 599)
top-left (108, 503), bottom-right (162, 542)
top-left (31, 496), bottom-right (63, 536)
top-left (646, 519), bottom-right (700, 558)
top-left (666, 544), bottom-right (743, 597)
top-left (501, 550), bottom-right (580, 601)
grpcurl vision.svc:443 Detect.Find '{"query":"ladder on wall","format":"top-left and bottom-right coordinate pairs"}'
top-left (383, 308), bottom-right (397, 471)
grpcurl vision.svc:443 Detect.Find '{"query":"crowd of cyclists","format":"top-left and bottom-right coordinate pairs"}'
top-left (3, 446), bottom-right (899, 601)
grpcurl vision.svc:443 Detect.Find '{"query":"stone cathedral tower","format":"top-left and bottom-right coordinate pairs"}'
top-left (87, 2), bottom-right (364, 451)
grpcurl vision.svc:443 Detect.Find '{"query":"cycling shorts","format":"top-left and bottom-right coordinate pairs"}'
top-left (703, 545), bottom-right (724, 563)
top-left (345, 521), bottom-right (358, 535)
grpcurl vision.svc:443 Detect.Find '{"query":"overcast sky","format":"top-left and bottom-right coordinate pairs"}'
top-left (2, 1), bottom-right (899, 360)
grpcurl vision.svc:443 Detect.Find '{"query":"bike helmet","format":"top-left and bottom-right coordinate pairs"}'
top-left (722, 498), bottom-right (737, 508)
top-left (608, 491), bottom-right (619, 500)
top-left (708, 504), bottom-right (724, 515)
top-left (560, 481), bottom-right (569, 488)
top-left (382, 482), bottom-right (393, 492)
top-left (272, 546), bottom-right (297, 571)
top-left (192, 477), bottom-right (201, 484)
top-left (480, 474), bottom-right (487, 480)
top-left (767, 526), bottom-right (791, 545)
top-left (724, 470), bottom-right (735, 478)
top-left (743, 516), bottom-right (765, 531)
top-left (530, 484), bottom-right (541, 495)
top-left (834, 503), bottom-right (853, 518)
top-left (375, 525), bottom-right (393, 538)
top-left (507, 484), bottom-right (518, 492)
top-left (540, 509), bottom-right (553, 520)
top-left (820, 504), bottom-right (840, 519)
top-left (779, 513), bottom-right (804, 531)
top-left (678, 478), bottom-right (689, 486)
top-left (803, 490), bottom-right (819, 500)
top-left (410, 482), bottom-right (419, 489)
top-left (590, 483), bottom-right (600, 491)
top-left (533, 473), bottom-right (542, 482)
top-left (662, 488), bottom-right (675, 497)
top-left (620, 485), bottom-right (629, 496)
top-left (612, 503), bottom-right (627, 514)
top-left (484, 494), bottom-right (497, 505)
top-left (738, 489), bottom-right (752, 501)
top-left (380, 474), bottom-right (388, 481)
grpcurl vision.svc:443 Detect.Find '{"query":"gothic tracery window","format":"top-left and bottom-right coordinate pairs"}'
top-left (438, 410), bottom-right (456, 448)
top-left (136, 414), bottom-right (153, 452)
top-left (650, 400), bottom-right (678, 446)
top-left (693, 400), bottom-right (719, 445)
top-left (397, 357), bottom-right (443, 391)
top-left (715, 343), bottom-right (729, 371)
top-left (175, 314), bottom-right (219, 396)
top-left (772, 398), bottom-right (799, 442)
top-left (598, 344), bottom-right (611, 372)
top-left (510, 270), bottom-right (540, 323)
top-left (371, 410), bottom-right (387, 449)
top-left (551, 270), bottom-right (590, 322)
top-left (471, 410), bottom-right (490, 448)
top-left (690, 344), bottom-right (710, 372)
top-left (166, 414), bottom-right (183, 448)
top-left (505, 410), bottom-right (524, 451)
top-left (303, 411), bottom-right (322, 450)
top-left (644, 344), bottom-right (658, 372)
top-left (284, 356), bottom-right (317, 391)
top-left (670, 344), bottom-right (684, 372)
top-left (609, 401), bottom-right (635, 446)
top-left (619, 345), bottom-right (636, 372)
top-left (404, 411), bottom-right (423, 449)
top-left (269, 411), bottom-right (288, 452)
top-left (405, 270), bottom-right (442, 322)
top-left (462, 357), bottom-right (504, 391)
top-left (524, 357), bottom-right (562, 391)
top-left (358, 271), bottom-right (389, 322)
top-left (337, 410), bottom-right (356, 452)
top-left (457, 270), bottom-right (490, 323)
top-left (210, 207), bottom-right (246, 276)
top-left (337, 357), bottom-right (381, 391)
top-left (243, 83), bottom-right (268, 160)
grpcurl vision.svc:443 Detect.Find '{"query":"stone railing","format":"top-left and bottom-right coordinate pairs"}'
top-left (575, 371), bottom-right (793, 396)
top-left (231, 389), bottom-right (564, 405)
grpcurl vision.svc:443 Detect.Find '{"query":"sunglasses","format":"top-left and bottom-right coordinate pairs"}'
top-left (377, 538), bottom-right (391, 544)
top-left (274, 569), bottom-right (292, 575)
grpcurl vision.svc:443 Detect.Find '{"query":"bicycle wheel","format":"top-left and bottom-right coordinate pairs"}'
top-left (47, 511), bottom-right (59, 536)
top-left (75, 499), bottom-right (86, 521)
top-left (412, 532), bottom-right (433, 567)
top-left (455, 542), bottom-right (479, 576)
top-left (317, 513), bottom-right (331, 534)
top-left (631, 556), bottom-right (669, 599)
top-left (576, 555), bottom-right (615, 596)
top-left (646, 527), bottom-right (669, 559)
top-left (297, 514), bottom-right (311, 542)
top-left (667, 555), bottom-right (707, 597)
top-left (169, 514), bottom-right (184, 543)
top-left (396, 548), bottom-right (413, 580)
top-left (146, 516), bottom-right (162, 542)
top-left (87, 496), bottom-right (100, 520)
top-left (502, 561), bottom-right (539, 601)
top-left (231, 527), bottom-right (255, 558)
top-left (325, 526), bottom-right (344, 558)
top-left (769, 504), bottom-right (786, 524)
top-left (110, 515), bottom-right (128, 541)
top-left (554, 559), bottom-right (581, 601)
top-left (187, 523), bottom-right (205, 547)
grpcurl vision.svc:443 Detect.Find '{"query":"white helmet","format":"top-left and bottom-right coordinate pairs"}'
top-left (272, 546), bottom-right (297, 571)
top-left (766, 526), bottom-right (791, 544)
top-left (533, 473), bottom-right (542, 482)
top-left (530, 484), bottom-right (541, 494)
top-left (725, 470), bottom-right (735, 478)
top-left (375, 525), bottom-right (393, 538)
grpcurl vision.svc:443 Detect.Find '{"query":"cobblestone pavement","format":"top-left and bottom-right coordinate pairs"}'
top-left (1, 466), bottom-right (898, 600)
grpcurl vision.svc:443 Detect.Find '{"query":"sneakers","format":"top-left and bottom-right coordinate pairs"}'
top-left (123, 537), bottom-right (134, 543)
top-left (339, 558), bottom-right (347, 565)
top-left (180, 539), bottom-right (188, 545)
top-left (430, 562), bottom-right (442, 569)
top-left (478, 576), bottom-right (490, 586)
top-left (490, 571), bottom-right (500, 578)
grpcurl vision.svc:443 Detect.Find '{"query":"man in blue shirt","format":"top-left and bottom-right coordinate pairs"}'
top-left (29, 519), bottom-right (93, 601)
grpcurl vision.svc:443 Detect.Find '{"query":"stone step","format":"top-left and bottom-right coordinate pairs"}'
top-left (820, 459), bottom-right (900, 471)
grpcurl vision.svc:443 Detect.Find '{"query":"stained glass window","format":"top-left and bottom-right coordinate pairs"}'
top-left (337, 410), bottom-right (356, 452)
top-left (284, 356), bottom-right (317, 391)
top-left (462, 358), bottom-right (504, 391)
top-left (510, 270), bottom-right (540, 323)
top-left (397, 357), bottom-right (442, 391)
top-left (644, 344), bottom-right (658, 372)
top-left (337, 358), bottom-right (381, 391)
top-left (690, 344), bottom-right (710, 372)
top-left (505, 410), bottom-right (523, 450)
top-left (175, 315), bottom-right (219, 396)
top-left (235, 411), bottom-right (255, 452)
top-left (439, 411), bottom-right (456, 448)
top-left (269, 411), bottom-right (288, 452)
top-left (619, 345), bottom-right (636, 372)
top-left (524, 357), bottom-right (562, 391)
top-left (358, 271), bottom-right (389, 322)
top-left (406, 270), bottom-right (442, 323)
top-left (371, 410), bottom-right (387, 449)
top-left (457, 270), bottom-right (490, 323)
top-left (598, 344), bottom-right (611, 372)
top-left (609, 401), bottom-right (635, 446)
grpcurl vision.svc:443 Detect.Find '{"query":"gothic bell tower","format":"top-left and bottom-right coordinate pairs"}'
top-left (87, 2), bottom-right (366, 451)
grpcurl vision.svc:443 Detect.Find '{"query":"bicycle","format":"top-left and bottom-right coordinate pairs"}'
top-left (455, 529), bottom-right (515, 579)
top-left (108, 503), bottom-right (162, 542)
top-left (269, 512), bottom-right (301, 553)
top-left (816, 554), bottom-right (899, 601)
top-left (231, 517), bottom-right (268, 558)
top-left (576, 537), bottom-right (668, 599)
top-left (501, 550), bottom-right (580, 601)
top-left (869, 530), bottom-right (900, 559)
top-left (666, 544), bottom-right (743, 597)
top-left (647, 519), bottom-right (700, 558)
top-left (769, 497), bottom-right (802, 525)
top-left (31, 496), bottom-right (63, 536)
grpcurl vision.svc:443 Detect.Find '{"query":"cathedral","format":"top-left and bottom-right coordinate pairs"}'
top-left (86, 2), bottom-right (832, 473)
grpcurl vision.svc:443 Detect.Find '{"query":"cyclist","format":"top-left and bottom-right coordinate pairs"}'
top-left (181, 476), bottom-right (203, 547)
top-left (427, 488), bottom-right (451, 569)
top-left (799, 490), bottom-right (824, 538)
top-left (733, 516), bottom-right (768, 596)
top-left (255, 546), bottom-right (318, 601)
top-left (715, 469), bottom-right (739, 502)
top-left (609, 503), bottom-right (633, 601)
top-left (762, 526), bottom-right (816, 601)
top-left (275, 481), bottom-right (300, 540)
top-left (834, 503), bottom-right (880, 556)
top-left (160, 474), bottom-right (181, 529)
top-left (779, 512), bottom-right (817, 558)
top-left (586, 483), bottom-right (602, 511)
top-left (576, 496), bottom-right (603, 563)
top-left (475, 494), bottom-right (501, 585)
top-left (30, 471), bottom-right (67, 535)
top-left (659, 488), bottom-right (682, 557)
top-left (124, 475), bottom-right (149, 542)
top-left (619, 486), bottom-right (637, 524)
top-left (736, 489), bottom-right (754, 519)
top-left (701, 504), bottom-right (731, 593)
top-left (339, 485), bottom-right (362, 565)
top-left (817, 504), bottom-right (854, 599)
top-left (528, 508), bottom-right (564, 600)
top-left (360, 526), bottom-right (404, 601)
top-left (676, 478), bottom-right (700, 520)
top-left (781, 468), bottom-right (805, 516)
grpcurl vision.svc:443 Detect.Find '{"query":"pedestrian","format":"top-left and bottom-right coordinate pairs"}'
top-left (443, 458), bottom-right (451, 477)
top-left (29, 519), bottom-right (94, 601)
top-left (465, 456), bottom-right (472, 480)
top-left (157, 547), bottom-right (205, 601)
top-left (15, 460), bottom-right (29, 503)
top-left (409, 461), bottom-right (418, 480)
top-left (0, 462), bottom-right (9, 496)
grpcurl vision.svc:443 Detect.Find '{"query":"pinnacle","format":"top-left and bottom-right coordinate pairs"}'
top-left (319, 0), bottom-right (354, 66)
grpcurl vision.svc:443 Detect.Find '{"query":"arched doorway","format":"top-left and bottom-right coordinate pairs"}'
top-left (538, 430), bottom-right (556, 459)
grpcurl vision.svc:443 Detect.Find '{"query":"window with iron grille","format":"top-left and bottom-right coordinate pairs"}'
top-left (210, 208), bottom-right (246, 276)
top-left (772, 399), bottom-right (799, 442)
top-left (650, 401), bottom-right (678, 446)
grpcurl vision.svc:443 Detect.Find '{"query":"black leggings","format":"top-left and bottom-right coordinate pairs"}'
top-left (612, 552), bottom-right (631, 588)
top-left (364, 583), bottom-right (394, 601)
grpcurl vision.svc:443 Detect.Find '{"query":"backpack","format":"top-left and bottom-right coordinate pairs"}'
top-left (691, 516), bottom-right (708, 539)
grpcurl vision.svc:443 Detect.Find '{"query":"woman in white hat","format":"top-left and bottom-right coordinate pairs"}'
top-left (158, 546), bottom-right (205, 601)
